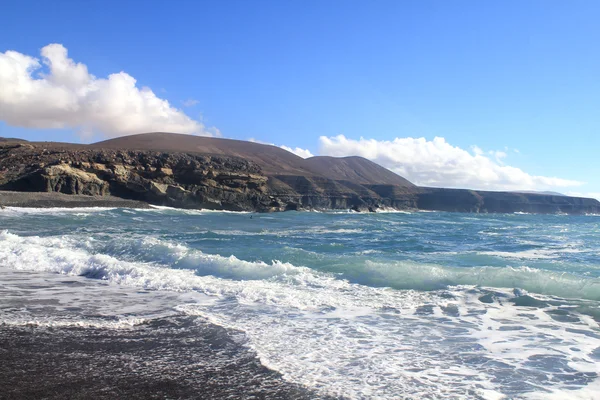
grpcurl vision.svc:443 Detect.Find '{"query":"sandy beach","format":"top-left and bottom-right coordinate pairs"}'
top-left (0, 191), bottom-right (150, 209)
top-left (0, 316), bottom-right (326, 400)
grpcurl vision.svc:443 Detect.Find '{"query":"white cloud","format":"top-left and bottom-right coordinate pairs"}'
top-left (0, 44), bottom-right (217, 138)
top-left (566, 192), bottom-right (600, 201)
top-left (248, 138), bottom-right (271, 145)
top-left (318, 135), bottom-right (584, 191)
top-left (181, 98), bottom-right (199, 107)
top-left (249, 138), bottom-right (314, 159)
top-left (280, 145), bottom-right (314, 158)
top-left (471, 145), bottom-right (484, 156)
top-left (489, 150), bottom-right (507, 164)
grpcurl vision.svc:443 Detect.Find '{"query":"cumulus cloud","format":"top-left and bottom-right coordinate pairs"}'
top-left (249, 138), bottom-right (313, 158)
top-left (319, 135), bottom-right (584, 191)
top-left (181, 98), bottom-right (199, 107)
top-left (0, 44), bottom-right (217, 138)
top-left (490, 150), bottom-right (507, 164)
top-left (567, 192), bottom-right (600, 201)
top-left (280, 145), bottom-right (314, 158)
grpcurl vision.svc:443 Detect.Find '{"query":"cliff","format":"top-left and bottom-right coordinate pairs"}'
top-left (1, 133), bottom-right (598, 214)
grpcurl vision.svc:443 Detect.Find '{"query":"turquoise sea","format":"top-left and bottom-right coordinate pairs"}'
top-left (1, 207), bottom-right (600, 399)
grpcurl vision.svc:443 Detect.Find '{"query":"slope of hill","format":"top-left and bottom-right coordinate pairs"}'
top-left (1, 132), bottom-right (599, 214)
top-left (303, 156), bottom-right (414, 187)
top-left (517, 190), bottom-right (566, 196)
top-left (92, 132), bottom-right (314, 177)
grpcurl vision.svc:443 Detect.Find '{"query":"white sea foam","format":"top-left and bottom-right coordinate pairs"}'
top-left (0, 231), bottom-right (305, 286)
top-left (147, 205), bottom-right (250, 214)
top-left (2, 316), bottom-right (147, 329)
top-left (4, 230), bottom-right (599, 302)
top-left (525, 379), bottom-right (600, 400)
top-left (478, 247), bottom-right (588, 260)
top-left (2, 230), bottom-right (600, 399)
top-left (374, 207), bottom-right (413, 214)
top-left (207, 227), bottom-right (364, 237)
top-left (179, 286), bottom-right (600, 399)
top-left (0, 206), bottom-right (117, 214)
top-left (356, 260), bottom-right (600, 301)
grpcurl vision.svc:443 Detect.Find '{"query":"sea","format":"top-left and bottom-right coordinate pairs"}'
top-left (1, 206), bottom-right (599, 399)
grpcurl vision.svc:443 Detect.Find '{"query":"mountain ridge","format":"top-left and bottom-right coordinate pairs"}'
top-left (0, 132), bottom-right (598, 214)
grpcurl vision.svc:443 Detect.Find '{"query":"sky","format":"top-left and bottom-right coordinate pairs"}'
top-left (1, 0), bottom-right (599, 198)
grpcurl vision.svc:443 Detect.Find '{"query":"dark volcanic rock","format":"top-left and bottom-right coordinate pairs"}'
top-left (0, 191), bottom-right (150, 208)
top-left (0, 143), bottom-right (280, 211)
top-left (1, 133), bottom-right (599, 214)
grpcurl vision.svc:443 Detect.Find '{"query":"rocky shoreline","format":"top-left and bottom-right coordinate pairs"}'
top-left (0, 191), bottom-right (150, 209)
top-left (2, 134), bottom-right (599, 215)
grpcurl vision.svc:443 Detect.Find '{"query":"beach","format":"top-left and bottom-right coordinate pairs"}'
top-left (0, 191), bottom-right (149, 209)
top-left (1, 206), bottom-right (599, 399)
top-left (0, 318), bottom-right (322, 400)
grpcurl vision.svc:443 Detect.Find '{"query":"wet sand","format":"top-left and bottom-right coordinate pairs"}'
top-left (0, 191), bottom-right (149, 209)
top-left (0, 316), bottom-right (329, 400)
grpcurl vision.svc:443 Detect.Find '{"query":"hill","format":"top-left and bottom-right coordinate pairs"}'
top-left (1, 132), bottom-right (599, 214)
top-left (92, 133), bottom-right (315, 177)
top-left (303, 156), bottom-right (414, 186)
top-left (92, 133), bottom-right (415, 187)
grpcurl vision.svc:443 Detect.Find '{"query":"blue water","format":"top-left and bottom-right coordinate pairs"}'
top-left (1, 207), bottom-right (600, 399)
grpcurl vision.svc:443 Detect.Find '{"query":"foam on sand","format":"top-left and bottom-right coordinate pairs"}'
top-left (2, 230), bottom-right (600, 398)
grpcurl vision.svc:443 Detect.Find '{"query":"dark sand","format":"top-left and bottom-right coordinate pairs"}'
top-left (0, 191), bottom-right (150, 209)
top-left (0, 316), bottom-right (331, 400)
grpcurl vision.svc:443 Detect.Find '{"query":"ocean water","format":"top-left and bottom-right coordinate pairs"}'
top-left (1, 207), bottom-right (600, 399)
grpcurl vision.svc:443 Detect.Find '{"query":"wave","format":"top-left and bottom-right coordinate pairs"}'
top-left (477, 248), bottom-right (585, 260)
top-left (0, 230), bottom-right (389, 312)
top-left (1, 316), bottom-right (146, 329)
top-left (205, 227), bottom-right (364, 237)
top-left (147, 205), bottom-right (250, 214)
top-left (374, 207), bottom-right (413, 214)
top-left (0, 231), bottom-right (303, 283)
top-left (0, 206), bottom-right (117, 214)
top-left (348, 260), bottom-right (600, 301)
top-left (2, 230), bottom-right (600, 302)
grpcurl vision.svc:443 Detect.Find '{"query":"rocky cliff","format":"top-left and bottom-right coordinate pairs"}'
top-left (0, 142), bottom-right (282, 211)
top-left (1, 133), bottom-right (599, 215)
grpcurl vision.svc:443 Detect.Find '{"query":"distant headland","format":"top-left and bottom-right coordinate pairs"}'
top-left (1, 132), bottom-right (598, 214)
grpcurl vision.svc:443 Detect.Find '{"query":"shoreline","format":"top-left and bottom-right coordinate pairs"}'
top-left (0, 316), bottom-right (330, 400)
top-left (1, 190), bottom-right (596, 216)
top-left (0, 191), bottom-right (150, 209)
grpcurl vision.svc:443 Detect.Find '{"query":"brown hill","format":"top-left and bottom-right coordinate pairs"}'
top-left (92, 132), bottom-right (315, 177)
top-left (0, 137), bottom-right (28, 143)
top-left (2, 132), bottom-right (598, 214)
top-left (92, 132), bottom-right (414, 186)
top-left (303, 156), bottom-right (414, 187)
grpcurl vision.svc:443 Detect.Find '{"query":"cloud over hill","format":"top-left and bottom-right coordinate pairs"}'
top-left (318, 135), bottom-right (584, 192)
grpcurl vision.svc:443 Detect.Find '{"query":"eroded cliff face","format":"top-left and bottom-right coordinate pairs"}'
top-left (1, 141), bottom-right (599, 214)
top-left (0, 141), bottom-right (420, 212)
top-left (0, 142), bottom-right (396, 212)
top-left (0, 142), bottom-right (281, 211)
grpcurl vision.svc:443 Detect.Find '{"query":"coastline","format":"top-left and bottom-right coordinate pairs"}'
top-left (2, 190), bottom-right (599, 217)
top-left (2, 133), bottom-right (599, 215)
top-left (0, 191), bottom-right (150, 209)
top-left (2, 203), bottom-right (600, 398)
top-left (0, 261), bottom-right (332, 400)
top-left (0, 316), bottom-right (329, 400)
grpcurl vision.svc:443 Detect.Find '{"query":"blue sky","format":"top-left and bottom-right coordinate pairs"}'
top-left (1, 0), bottom-right (599, 197)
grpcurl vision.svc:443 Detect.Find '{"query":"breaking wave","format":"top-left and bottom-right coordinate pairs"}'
top-left (1, 230), bottom-right (599, 301)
